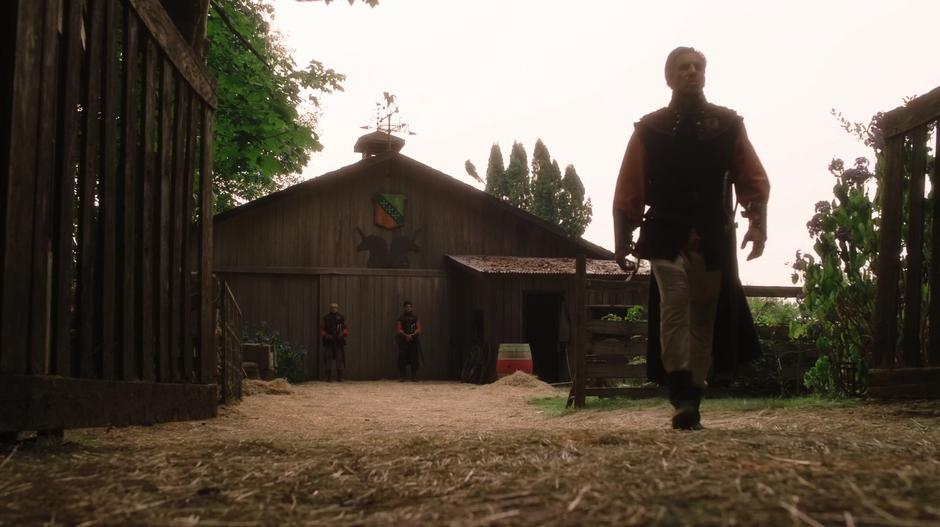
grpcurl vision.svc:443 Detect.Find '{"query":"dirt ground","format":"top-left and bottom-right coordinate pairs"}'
top-left (2, 377), bottom-right (940, 526)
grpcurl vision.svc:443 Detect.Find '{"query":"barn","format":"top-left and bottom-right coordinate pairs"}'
top-left (214, 134), bottom-right (647, 381)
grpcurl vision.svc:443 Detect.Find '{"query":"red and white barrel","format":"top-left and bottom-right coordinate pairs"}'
top-left (496, 343), bottom-right (533, 377)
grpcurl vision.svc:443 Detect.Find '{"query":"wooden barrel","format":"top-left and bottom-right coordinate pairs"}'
top-left (496, 343), bottom-right (533, 377)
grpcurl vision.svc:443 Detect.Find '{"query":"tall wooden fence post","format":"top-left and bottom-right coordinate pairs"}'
top-left (573, 255), bottom-right (587, 408)
top-left (872, 135), bottom-right (905, 370)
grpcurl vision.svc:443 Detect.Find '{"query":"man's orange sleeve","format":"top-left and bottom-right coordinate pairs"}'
top-left (732, 123), bottom-right (770, 206)
top-left (612, 131), bottom-right (646, 226)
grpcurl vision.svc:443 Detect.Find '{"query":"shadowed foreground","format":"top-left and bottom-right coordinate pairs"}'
top-left (1, 379), bottom-right (939, 526)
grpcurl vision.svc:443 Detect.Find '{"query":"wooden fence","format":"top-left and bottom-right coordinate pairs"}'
top-left (568, 256), bottom-right (809, 408)
top-left (218, 278), bottom-right (243, 404)
top-left (1, 0), bottom-right (218, 432)
top-left (870, 86), bottom-right (940, 398)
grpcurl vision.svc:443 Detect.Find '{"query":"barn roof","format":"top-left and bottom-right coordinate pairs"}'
top-left (214, 152), bottom-right (613, 258)
top-left (446, 255), bottom-right (650, 277)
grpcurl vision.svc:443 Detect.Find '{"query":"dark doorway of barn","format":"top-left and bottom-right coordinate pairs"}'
top-left (523, 292), bottom-right (563, 383)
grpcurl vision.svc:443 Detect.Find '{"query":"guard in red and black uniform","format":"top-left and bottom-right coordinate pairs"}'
top-left (613, 46), bottom-right (770, 430)
top-left (320, 303), bottom-right (349, 382)
top-left (396, 301), bottom-right (422, 381)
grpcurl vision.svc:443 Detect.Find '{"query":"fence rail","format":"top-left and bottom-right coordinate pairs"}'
top-left (1, 0), bottom-right (217, 431)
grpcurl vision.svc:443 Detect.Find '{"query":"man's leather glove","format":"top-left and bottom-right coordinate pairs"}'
top-left (740, 202), bottom-right (767, 261)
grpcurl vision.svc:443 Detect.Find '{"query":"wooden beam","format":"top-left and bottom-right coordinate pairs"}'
top-left (573, 255), bottom-right (586, 408)
top-left (76, 0), bottom-right (106, 379)
top-left (100, 0), bottom-right (120, 380)
top-left (583, 386), bottom-right (666, 399)
top-left (868, 367), bottom-right (940, 399)
top-left (120, 5), bottom-right (141, 381)
top-left (931, 125), bottom-right (940, 367)
top-left (869, 367), bottom-right (940, 386)
top-left (127, 0), bottom-right (217, 108)
top-left (0, 374), bottom-right (217, 432)
top-left (881, 84), bottom-right (940, 138)
top-left (139, 37), bottom-right (158, 382)
top-left (584, 320), bottom-right (648, 337)
top-left (872, 135), bottom-right (905, 369)
top-left (199, 107), bottom-right (215, 383)
top-left (214, 265), bottom-right (450, 278)
top-left (52, 0), bottom-right (86, 377)
top-left (742, 285), bottom-right (803, 298)
top-left (180, 98), bottom-right (197, 381)
top-left (902, 127), bottom-right (928, 367)
top-left (170, 79), bottom-right (188, 381)
top-left (156, 57), bottom-right (173, 382)
top-left (27, 0), bottom-right (64, 376)
top-left (1, 0), bottom-right (43, 375)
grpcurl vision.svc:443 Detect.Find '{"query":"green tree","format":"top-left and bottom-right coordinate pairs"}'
top-left (207, 0), bottom-right (374, 211)
top-left (558, 164), bottom-right (593, 236)
top-left (530, 139), bottom-right (562, 223)
top-left (483, 144), bottom-right (507, 197)
top-left (504, 141), bottom-right (531, 209)
top-left (473, 140), bottom-right (592, 236)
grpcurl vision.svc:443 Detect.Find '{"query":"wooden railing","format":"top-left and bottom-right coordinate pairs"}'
top-left (1, 0), bottom-right (218, 430)
top-left (870, 86), bottom-right (940, 398)
top-left (569, 255), bottom-right (808, 408)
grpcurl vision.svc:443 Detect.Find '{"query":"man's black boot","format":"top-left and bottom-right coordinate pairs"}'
top-left (686, 386), bottom-right (704, 430)
top-left (666, 371), bottom-right (700, 430)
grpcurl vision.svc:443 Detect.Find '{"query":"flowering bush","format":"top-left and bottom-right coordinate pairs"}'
top-left (791, 115), bottom-right (882, 397)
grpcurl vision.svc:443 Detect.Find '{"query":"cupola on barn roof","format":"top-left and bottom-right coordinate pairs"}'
top-left (354, 131), bottom-right (405, 158)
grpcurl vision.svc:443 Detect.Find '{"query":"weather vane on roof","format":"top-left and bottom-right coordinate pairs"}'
top-left (360, 92), bottom-right (417, 137)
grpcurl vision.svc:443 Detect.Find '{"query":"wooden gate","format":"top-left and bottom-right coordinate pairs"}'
top-left (1, 0), bottom-right (218, 432)
top-left (870, 86), bottom-right (940, 398)
top-left (217, 278), bottom-right (243, 404)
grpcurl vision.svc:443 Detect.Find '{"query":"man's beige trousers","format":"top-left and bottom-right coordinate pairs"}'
top-left (650, 251), bottom-right (722, 388)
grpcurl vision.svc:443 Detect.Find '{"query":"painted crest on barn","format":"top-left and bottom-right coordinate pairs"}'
top-left (374, 193), bottom-right (406, 230)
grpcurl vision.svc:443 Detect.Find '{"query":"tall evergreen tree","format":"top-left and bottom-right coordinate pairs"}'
top-left (558, 164), bottom-right (592, 237)
top-left (530, 139), bottom-right (563, 223)
top-left (483, 144), bottom-right (507, 198)
top-left (504, 142), bottom-right (530, 208)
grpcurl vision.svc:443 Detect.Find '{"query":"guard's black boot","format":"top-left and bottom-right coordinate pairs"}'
top-left (666, 371), bottom-right (700, 430)
top-left (325, 363), bottom-right (333, 382)
top-left (336, 368), bottom-right (344, 382)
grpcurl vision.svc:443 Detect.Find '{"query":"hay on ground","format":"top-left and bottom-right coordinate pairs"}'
top-left (242, 378), bottom-right (293, 396)
top-left (483, 371), bottom-right (560, 396)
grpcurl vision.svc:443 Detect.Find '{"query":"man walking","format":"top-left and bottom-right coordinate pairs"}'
top-left (613, 46), bottom-right (770, 429)
top-left (320, 303), bottom-right (348, 382)
top-left (396, 301), bottom-right (422, 381)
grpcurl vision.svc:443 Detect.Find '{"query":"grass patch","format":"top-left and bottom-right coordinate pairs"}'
top-left (530, 394), bottom-right (860, 416)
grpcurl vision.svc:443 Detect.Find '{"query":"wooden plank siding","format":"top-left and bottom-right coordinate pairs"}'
top-left (214, 154), bottom-right (611, 271)
top-left (220, 270), bottom-right (452, 380)
top-left (1, 0), bottom-right (219, 431)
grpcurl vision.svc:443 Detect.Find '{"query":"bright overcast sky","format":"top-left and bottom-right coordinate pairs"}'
top-left (267, 0), bottom-right (940, 285)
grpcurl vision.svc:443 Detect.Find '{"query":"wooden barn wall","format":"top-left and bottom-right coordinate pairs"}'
top-left (219, 273), bottom-right (320, 377)
top-left (214, 156), bottom-right (605, 271)
top-left (463, 274), bottom-right (649, 355)
top-left (219, 271), bottom-right (452, 380)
